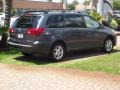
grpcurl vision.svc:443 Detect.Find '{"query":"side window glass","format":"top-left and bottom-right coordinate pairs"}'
top-left (65, 15), bottom-right (85, 28)
top-left (46, 15), bottom-right (64, 28)
top-left (84, 16), bottom-right (100, 29)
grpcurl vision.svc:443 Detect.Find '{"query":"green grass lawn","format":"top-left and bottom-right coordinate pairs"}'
top-left (0, 47), bottom-right (120, 74)
top-left (55, 52), bottom-right (120, 74)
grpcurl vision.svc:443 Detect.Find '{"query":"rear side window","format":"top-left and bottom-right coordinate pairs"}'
top-left (65, 15), bottom-right (85, 28)
top-left (46, 15), bottom-right (64, 28)
top-left (14, 15), bottom-right (41, 28)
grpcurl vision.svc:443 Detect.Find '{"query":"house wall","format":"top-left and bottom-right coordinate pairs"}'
top-left (12, 0), bottom-right (64, 10)
top-left (76, 2), bottom-right (93, 10)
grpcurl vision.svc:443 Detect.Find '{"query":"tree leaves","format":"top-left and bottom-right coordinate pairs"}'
top-left (113, 0), bottom-right (120, 10)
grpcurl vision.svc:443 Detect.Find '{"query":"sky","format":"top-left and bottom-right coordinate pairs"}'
top-left (31, 0), bottom-right (85, 3)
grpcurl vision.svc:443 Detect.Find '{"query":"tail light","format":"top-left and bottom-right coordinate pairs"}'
top-left (26, 28), bottom-right (45, 35)
top-left (9, 27), bottom-right (15, 33)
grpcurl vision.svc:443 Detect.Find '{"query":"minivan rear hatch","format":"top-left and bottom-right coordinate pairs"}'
top-left (9, 14), bottom-right (42, 44)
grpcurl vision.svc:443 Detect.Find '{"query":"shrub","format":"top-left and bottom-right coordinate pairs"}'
top-left (0, 25), bottom-right (9, 48)
top-left (90, 10), bottom-right (104, 23)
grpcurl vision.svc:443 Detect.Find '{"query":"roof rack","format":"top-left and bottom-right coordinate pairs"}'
top-left (25, 10), bottom-right (48, 14)
top-left (24, 9), bottom-right (82, 14)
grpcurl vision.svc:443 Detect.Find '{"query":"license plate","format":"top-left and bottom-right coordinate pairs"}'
top-left (18, 34), bottom-right (23, 38)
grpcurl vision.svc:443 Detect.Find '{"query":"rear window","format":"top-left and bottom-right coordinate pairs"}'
top-left (14, 15), bottom-right (41, 28)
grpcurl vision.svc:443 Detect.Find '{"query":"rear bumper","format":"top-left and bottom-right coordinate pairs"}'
top-left (8, 40), bottom-right (51, 55)
top-left (8, 42), bottom-right (32, 48)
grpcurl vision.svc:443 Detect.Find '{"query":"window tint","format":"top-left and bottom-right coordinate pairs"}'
top-left (84, 16), bottom-right (100, 28)
top-left (46, 15), bottom-right (64, 28)
top-left (65, 15), bottom-right (84, 28)
top-left (14, 15), bottom-right (41, 28)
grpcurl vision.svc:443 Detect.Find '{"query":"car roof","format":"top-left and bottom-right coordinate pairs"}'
top-left (24, 10), bottom-right (86, 16)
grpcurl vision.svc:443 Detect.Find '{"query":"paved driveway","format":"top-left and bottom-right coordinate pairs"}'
top-left (0, 64), bottom-right (120, 90)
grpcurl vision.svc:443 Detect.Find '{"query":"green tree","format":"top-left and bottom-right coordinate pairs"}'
top-left (68, 4), bottom-right (75, 10)
top-left (83, 0), bottom-right (90, 10)
top-left (113, 0), bottom-right (120, 10)
top-left (68, 0), bottom-right (79, 10)
top-left (73, 0), bottom-right (79, 7)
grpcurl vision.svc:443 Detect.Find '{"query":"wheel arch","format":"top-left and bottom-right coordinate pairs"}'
top-left (51, 40), bottom-right (67, 51)
top-left (105, 35), bottom-right (116, 46)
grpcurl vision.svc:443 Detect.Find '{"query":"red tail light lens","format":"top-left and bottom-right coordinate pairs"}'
top-left (26, 28), bottom-right (45, 35)
top-left (9, 28), bottom-right (14, 33)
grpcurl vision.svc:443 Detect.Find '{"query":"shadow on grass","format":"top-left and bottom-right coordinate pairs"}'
top-left (14, 49), bottom-right (120, 65)
top-left (64, 49), bottom-right (120, 61)
top-left (14, 56), bottom-right (52, 65)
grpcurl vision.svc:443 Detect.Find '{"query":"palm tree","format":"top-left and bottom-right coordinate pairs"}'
top-left (4, 0), bottom-right (12, 26)
top-left (83, 0), bottom-right (90, 10)
top-left (73, 0), bottom-right (79, 8)
top-left (0, 0), bottom-right (12, 48)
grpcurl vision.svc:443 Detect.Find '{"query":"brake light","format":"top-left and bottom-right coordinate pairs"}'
top-left (9, 28), bottom-right (14, 33)
top-left (26, 28), bottom-right (45, 35)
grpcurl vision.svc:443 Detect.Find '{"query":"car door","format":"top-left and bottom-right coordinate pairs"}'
top-left (83, 15), bottom-right (106, 48)
top-left (63, 14), bottom-right (87, 50)
top-left (45, 14), bottom-right (65, 42)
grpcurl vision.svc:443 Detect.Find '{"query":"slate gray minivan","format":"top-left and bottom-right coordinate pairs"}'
top-left (8, 11), bottom-right (117, 61)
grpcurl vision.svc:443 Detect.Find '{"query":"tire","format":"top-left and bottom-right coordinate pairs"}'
top-left (50, 43), bottom-right (66, 61)
top-left (102, 38), bottom-right (113, 53)
top-left (21, 52), bottom-right (32, 56)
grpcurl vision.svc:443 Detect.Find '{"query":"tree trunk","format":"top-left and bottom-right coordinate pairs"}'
top-left (0, 33), bottom-right (8, 48)
top-left (0, 0), bottom-right (12, 49)
top-left (4, 0), bottom-right (12, 26)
